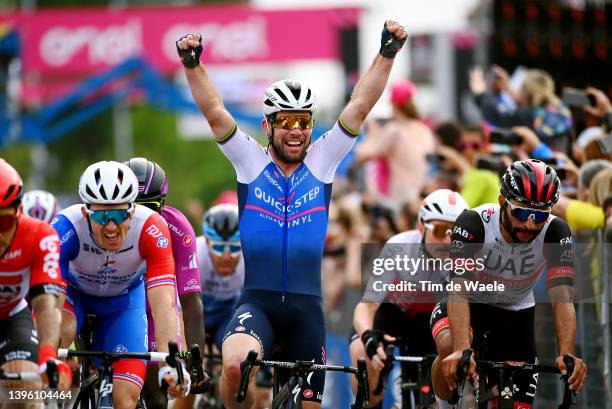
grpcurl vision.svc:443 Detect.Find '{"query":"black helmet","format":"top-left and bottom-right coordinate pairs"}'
top-left (123, 157), bottom-right (168, 211)
top-left (500, 159), bottom-right (560, 209)
top-left (203, 204), bottom-right (240, 242)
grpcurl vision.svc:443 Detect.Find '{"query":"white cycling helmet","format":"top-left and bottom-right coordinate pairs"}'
top-left (22, 190), bottom-right (61, 223)
top-left (78, 161), bottom-right (139, 205)
top-left (262, 79), bottom-right (317, 117)
top-left (419, 189), bottom-right (469, 223)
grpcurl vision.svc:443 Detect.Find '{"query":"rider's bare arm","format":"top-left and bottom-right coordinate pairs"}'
top-left (551, 298), bottom-right (576, 355)
top-left (339, 20), bottom-right (407, 133)
top-left (353, 302), bottom-right (378, 337)
top-left (148, 286), bottom-right (179, 354)
top-left (180, 292), bottom-right (206, 350)
top-left (31, 294), bottom-right (62, 350)
top-left (177, 34), bottom-right (236, 138)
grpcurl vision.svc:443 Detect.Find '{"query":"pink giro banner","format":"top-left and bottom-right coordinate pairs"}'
top-left (5, 5), bottom-right (359, 74)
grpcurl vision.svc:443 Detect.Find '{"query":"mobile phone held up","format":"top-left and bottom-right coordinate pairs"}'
top-left (562, 87), bottom-right (596, 108)
top-left (489, 129), bottom-right (522, 146)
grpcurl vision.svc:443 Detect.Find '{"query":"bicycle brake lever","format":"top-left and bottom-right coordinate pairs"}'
top-left (165, 341), bottom-right (184, 388)
top-left (448, 348), bottom-right (472, 405)
top-left (234, 350), bottom-right (258, 403)
top-left (46, 359), bottom-right (59, 389)
top-left (189, 344), bottom-right (210, 394)
top-left (372, 344), bottom-right (394, 396)
top-left (559, 355), bottom-right (576, 409)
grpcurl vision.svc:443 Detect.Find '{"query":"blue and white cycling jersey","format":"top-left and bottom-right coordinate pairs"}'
top-left (217, 121), bottom-right (358, 298)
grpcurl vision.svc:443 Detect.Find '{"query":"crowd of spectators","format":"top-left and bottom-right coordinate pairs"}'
top-left (322, 66), bottom-right (612, 332)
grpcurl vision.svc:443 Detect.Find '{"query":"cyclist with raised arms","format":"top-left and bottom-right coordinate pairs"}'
top-left (430, 159), bottom-right (588, 408)
top-left (22, 190), bottom-right (61, 224)
top-left (124, 157), bottom-right (207, 409)
top-left (198, 204), bottom-right (244, 351)
top-left (351, 189), bottom-right (468, 409)
top-left (0, 159), bottom-right (72, 394)
top-left (51, 161), bottom-right (189, 409)
top-left (177, 19), bottom-right (407, 408)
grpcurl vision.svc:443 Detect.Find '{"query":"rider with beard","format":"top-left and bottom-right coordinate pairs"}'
top-left (429, 159), bottom-right (588, 408)
top-left (177, 20), bottom-right (407, 409)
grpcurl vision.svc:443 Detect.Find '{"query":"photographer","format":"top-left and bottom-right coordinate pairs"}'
top-left (470, 66), bottom-right (573, 153)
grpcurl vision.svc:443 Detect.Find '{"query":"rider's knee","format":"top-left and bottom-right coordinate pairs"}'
top-left (222, 354), bottom-right (246, 385)
top-left (113, 393), bottom-right (139, 409)
top-left (113, 379), bottom-right (142, 409)
top-left (60, 312), bottom-right (77, 347)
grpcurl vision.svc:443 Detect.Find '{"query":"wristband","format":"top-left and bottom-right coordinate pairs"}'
top-left (176, 35), bottom-right (203, 69)
top-left (38, 344), bottom-right (57, 366)
top-left (379, 23), bottom-right (406, 59)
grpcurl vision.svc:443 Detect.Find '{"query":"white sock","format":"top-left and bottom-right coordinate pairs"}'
top-left (435, 395), bottom-right (453, 409)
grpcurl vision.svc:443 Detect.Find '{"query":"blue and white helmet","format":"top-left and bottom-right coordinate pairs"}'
top-left (203, 204), bottom-right (240, 242)
top-left (78, 161), bottom-right (139, 205)
top-left (262, 79), bottom-right (317, 117)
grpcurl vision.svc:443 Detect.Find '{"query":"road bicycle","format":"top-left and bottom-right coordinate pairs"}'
top-left (235, 350), bottom-right (369, 409)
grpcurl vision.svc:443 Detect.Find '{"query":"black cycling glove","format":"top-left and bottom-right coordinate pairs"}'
top-left (176, 35), bottom-right (203, 69)
top-left (379, 22), bottom-right (406, 59)
top-left (361, 329), bottom-right (384, 359)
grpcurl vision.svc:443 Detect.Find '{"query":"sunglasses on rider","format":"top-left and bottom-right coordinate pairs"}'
top-left (209, 240), bottom-right (241, 256)
top-left (272, 115), bottom-right (314, 130)
top-left (86, 207), bottom-right (133, 225)
top-left (0, 213), bottom-right (18, 232)
top-left (137, 200), bottom-right (163, 213)
top-left (507, 201), bottom-right (550, 224)
top-left (423, 222), bottom-right (454, 239)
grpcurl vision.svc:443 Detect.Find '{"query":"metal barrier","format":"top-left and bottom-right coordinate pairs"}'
top-left (532, 228), bottom-right (611, 409)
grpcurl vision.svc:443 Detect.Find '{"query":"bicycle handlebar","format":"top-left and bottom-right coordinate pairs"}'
top-left (58, 348), bottom-right (168, 362)
top-left (450, 349), bottom-right (576, 408)
top-left (234, 350), bottom-right (370, 408)
top-left (0, 358), bottom-right (59, 387)
top-left (60, 341), bottom-right (187, 391)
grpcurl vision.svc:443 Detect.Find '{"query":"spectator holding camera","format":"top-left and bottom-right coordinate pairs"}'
top-left (470, 66), bottom-right (573, 153)
top-left (584, 87), bottom-right (612, 131)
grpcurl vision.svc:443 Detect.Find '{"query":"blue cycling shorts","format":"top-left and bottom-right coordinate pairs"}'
top-left (223, 290), bottom-right (326, 403)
